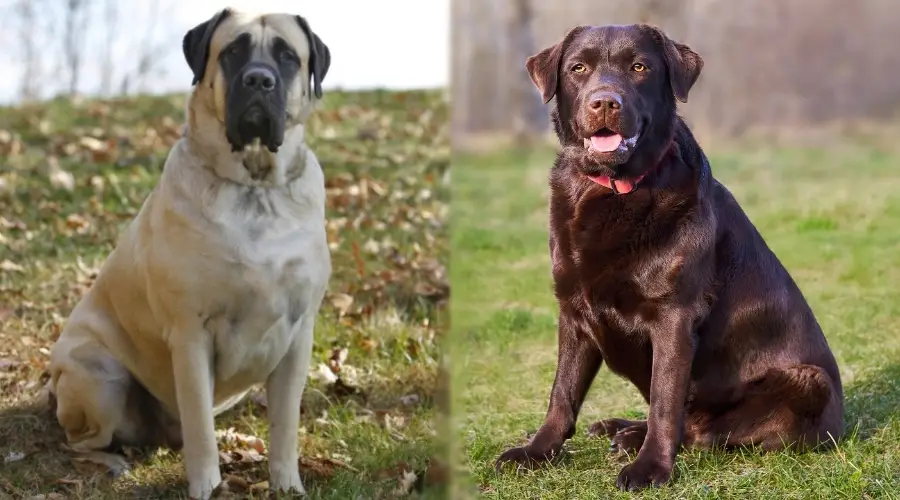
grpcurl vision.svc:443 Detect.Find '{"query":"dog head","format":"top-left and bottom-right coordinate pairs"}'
top-left (182, 8), bottom-right (331, 155)
top-left (527, 24), bottom-right (702, 180)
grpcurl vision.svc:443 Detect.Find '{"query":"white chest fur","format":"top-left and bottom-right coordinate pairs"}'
top-left (140, 141), bottom-right (331, 409)
top-left (201, 183), bottom-right (329, 401)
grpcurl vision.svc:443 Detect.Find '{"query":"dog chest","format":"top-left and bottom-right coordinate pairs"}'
top-left (197, 189), bottom-right (329, 398)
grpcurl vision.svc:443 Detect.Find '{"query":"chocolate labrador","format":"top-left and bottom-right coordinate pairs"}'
top-left (494, 24), bottom-right (844, 491)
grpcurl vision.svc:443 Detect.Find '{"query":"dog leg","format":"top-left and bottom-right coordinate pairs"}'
top-left (685, 364), bottom-right (843, 451)
top-left (616, 316), bottom-right (695, 492)
top-left (587, 417), bottom-right (645, 438)
top-left (496, 315), bottom-right (603, 470)
top-left (50, 340), bottom-right (132, 452)
top-left (170, 336), bottom-right (222, 500)
top-left (588, 419), bottom-right (648, 453)
top-left (265, 317), bottom-right (315, 494)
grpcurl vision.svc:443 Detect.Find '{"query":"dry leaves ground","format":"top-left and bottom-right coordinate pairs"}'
top-left (0, 89), bottom-right (449, 499)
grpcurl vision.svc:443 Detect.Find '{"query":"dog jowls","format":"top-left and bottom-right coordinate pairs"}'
top-left (495, 24), bottom-right (844, 491)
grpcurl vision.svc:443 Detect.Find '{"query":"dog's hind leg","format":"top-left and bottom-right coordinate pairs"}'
top-left (49, 338), bottom-right (135, 451)
top-left (588, 418), bottom-right (649, 453)
top-left (685, 364), bottom-right (844, 452)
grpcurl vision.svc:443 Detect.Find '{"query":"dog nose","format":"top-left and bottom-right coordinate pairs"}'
top-left (589, 92), bottom-right (623, 111)
top-left (242, 67), bottom-right (276, 92)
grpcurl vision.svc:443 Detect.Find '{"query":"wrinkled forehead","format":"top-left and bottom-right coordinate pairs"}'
top-left (566, 25), bottom-right (659, 61)
top-left (210, 12), bottom-right (311, 60)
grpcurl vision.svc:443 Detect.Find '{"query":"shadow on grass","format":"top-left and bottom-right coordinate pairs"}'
top-left (0, 368), bottom-right (444, 499)
top-left (842, 361), bottom-right (900, 439)
top-left (0, 397), bottom-right (334, 499)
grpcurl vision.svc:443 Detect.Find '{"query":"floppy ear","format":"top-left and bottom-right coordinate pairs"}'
top-left (648, 26), bottom-right (703, 103)
top-left (525, 26), bottom-right (588, 104)
top-left (295, 16), bottom-right (331, 99)
top-left (182, 8), bottom-right (232, 85)
top-left (525, 43), bottom-right (563, 104)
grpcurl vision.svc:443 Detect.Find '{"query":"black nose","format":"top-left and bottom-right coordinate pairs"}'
top-left (589, 92), bottom-right (623, 111)
top-left (242, 67), bottom-right (276, 92)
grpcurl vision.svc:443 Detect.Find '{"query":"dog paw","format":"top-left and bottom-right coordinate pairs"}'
top-left (187, 467), bottom-right (223, 499)
top-left (615, 457), bottom-right (673, 491)
top-left (587, 418), bottom-right (644, 438)
top-left (495, 445), bottom-right (559, 472)
top-left (269, 466), bottom-right (305, 496)
top-left (610, 426), bottom-right (648, 453)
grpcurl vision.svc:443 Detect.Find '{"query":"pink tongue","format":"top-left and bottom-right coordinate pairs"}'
top-left (586, 175), bottom-right (638, 194)
top-left (589, 133), bottom-right (623, 153)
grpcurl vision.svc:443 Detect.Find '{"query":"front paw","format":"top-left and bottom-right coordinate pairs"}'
top-left (615, 456), bottom-right (673, 491)
top-left (187, 467), bottom-right (224, 499)
top-left (270, 462), bottom-right (305, 496)
top-left (495, 445), bottom-right (560, 472)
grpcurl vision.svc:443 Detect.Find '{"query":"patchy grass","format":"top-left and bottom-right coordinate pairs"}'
top-left (0, 89), bottom-right (449, 499)
top-left (451, 139), bottom-right (900, 499)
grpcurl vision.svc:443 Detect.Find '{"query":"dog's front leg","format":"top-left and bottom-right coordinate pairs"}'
top-left (170, 335), bottom-right (222, 499)
top-left (495, 313), bottom-right (603, 470)
top-left (265, 316), bottom-right (315, 494)
top-left (616, 313), bottom-right (696, 491)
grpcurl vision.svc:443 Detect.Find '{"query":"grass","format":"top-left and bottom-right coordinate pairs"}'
top-left (0, 89), bottom-right (449, 499)
top-left (451, 137), bottom-right (900, 499)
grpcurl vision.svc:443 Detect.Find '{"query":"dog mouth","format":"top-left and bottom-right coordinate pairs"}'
top-left (582, 128), bottom-right (639, 155)
top-left (226, 98), bottom-right (286, 154)
top-left (579, 126), bottom-right (646, 194)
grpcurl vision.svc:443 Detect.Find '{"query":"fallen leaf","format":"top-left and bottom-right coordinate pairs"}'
top-left (249, 480), bottom-right (269, 491)
top-left (299, 455), bottom-right (357, 478)
top-left (70, 450), bottom-right (130, 478)
top-left (329, 292), bottom-right (354, 316)
top-left (0, 259), bottom-right (24, 273)
top-left (392, 469), bottom-right (418, 497)
top-left (229, 449), bottom-right (265, 463)
top-left (4, 450), bottom-right (26, 462)
top-left (65, 214), bottom-right (91, 233)
top-left (216, 427), bottom-right (266, 454)
top-left (47, 157), bottom-right (75, 192)
top-left (310, 362), bottom-right (338, 384)
top-left (328, 347), bottom-right (349, 372)
top-left (359, 338), bottom-right (379, 352)
top-left (223, 474), bottom-right (249, 491)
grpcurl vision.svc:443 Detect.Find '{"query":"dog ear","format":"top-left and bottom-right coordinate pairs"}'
top-left (525, 44), bottom-right (563, 104)
top-left (182, 8), bottom-right (232, 86)
top-left (648, 26), bottom-right (703, 103)
top-left (525, 26), bottom-right (588, 104)
top-left (295, 16), bottom-right (331, 99)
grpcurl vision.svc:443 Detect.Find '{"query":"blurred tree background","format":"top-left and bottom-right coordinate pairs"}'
top-left (451, 0), bottom-right (900, 148)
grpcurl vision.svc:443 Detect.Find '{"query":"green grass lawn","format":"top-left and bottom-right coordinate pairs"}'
top-left (0, 89), bottom-right (449, 499)
top-left (451, 139), bottom-right (900, 499)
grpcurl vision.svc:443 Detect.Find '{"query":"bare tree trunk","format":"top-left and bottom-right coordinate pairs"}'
top-left (510, 0), bottom-right (546, 146)
top-left (118, 0), bottom-right (177, 95)
top-left (100, 0), bottom-right (118, 96)
top-left (61, 0), bottom-right (91, 97)
top-left (15, 0), bottom-right (40, 101)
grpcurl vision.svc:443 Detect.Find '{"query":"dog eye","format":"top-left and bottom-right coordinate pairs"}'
top-left (571, 63), bottom-right (587, 73)
top-left (631, 63), bottom-right (647, 72)
top-left (280, 51), bottom-right (299, 64)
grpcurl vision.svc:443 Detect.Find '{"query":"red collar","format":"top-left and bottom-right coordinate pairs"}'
top-left (586, 141), bottom-right (676, 195)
